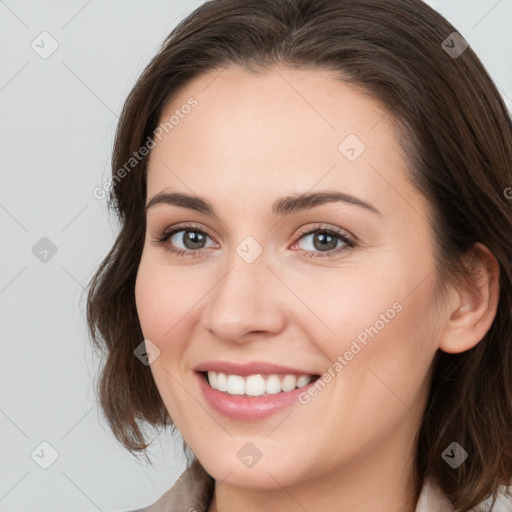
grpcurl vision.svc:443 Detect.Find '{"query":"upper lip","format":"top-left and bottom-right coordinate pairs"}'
top-left (194, 360), bottom-right (320, 377)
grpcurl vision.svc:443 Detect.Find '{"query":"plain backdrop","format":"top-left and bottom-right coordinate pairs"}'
top-left (1, 1), bottom-right (511, 511)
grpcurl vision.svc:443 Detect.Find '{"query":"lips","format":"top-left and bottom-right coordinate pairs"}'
top-left (192, 360), bottom-right (322, 420)
top-left (193, 360), bottom-right (320, 377)
top-left (195, 370), bottom-right (321, 420)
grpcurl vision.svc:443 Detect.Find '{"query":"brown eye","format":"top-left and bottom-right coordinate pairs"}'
top-left (294, 226), bottom-right (356, 259)
top-left (153, 224), bottom-right (217, 257)
top-left (171, 230), bottom-right (208, 250)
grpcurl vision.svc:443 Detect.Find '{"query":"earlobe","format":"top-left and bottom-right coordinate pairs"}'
top-left (438, 242), bottom-right (500, 354)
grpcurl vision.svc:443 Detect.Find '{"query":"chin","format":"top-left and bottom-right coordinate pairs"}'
top-left (197, 448), bottom-right (307, 490)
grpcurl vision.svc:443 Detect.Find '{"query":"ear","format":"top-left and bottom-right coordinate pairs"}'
top-left (438, 242), bottom-right (500, 354)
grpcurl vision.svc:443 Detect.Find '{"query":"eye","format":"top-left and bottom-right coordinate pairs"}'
top-left (292, 224), bottom-right (356, 259)
top-left (152, 222), bottom-right (356, 259)
top-left (152, 223), bottom-right (216, 257)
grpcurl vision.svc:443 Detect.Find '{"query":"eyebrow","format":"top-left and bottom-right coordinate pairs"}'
top-left (145, 190), bottom-right (381, 217)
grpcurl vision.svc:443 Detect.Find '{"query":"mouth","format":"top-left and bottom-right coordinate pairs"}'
top-left (194, 370), bottom-right (322, 420)
top-left (198, 370), bottom-right (321, 397)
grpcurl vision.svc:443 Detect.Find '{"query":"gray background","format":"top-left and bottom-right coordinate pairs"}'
top-left (1, 1), bottom-right (511, 511)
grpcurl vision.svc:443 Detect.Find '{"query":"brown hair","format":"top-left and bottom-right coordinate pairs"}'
top-left (86, 0), bottom-right (512, 509)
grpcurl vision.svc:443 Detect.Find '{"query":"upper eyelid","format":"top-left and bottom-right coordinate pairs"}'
top-left (160, 222), bottom-right (212, 236)
top-left (295, 223), bottom-right (353, 239)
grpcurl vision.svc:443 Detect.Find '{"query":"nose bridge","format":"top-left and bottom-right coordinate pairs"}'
top-left (201, 240), bottom-right (284, 340)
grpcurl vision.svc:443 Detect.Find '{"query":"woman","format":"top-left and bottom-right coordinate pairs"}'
top-left (86, 0), bottom-right (512, 510)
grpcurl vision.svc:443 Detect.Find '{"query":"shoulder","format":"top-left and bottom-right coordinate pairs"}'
top-left (415, 476), bottom-right (453, 512)
top-left (415, 476), bottom-right (512, 512)
top-left (472, 481), bottom-right (512, 512)
top-left (127, 458), bottom-right (215, 512)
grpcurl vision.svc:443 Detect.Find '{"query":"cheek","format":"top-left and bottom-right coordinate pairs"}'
top-left (134, 261), bottom-right (162, 339)
top-left (134, 255), bottom-right (200, 342)
top-left (295, 258), bottom-right (438, 389)
top-left (330, 276), bottom-right (439, 424)
top-left (134, 259), bottom-right (195, 417)
top-left (284, 264), bottom-right (398, 351)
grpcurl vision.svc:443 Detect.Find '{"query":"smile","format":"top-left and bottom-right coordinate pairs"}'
top-left (206, 371), bottom-right (316, 397)
top-left (195, 371), bottom-right (321, 420)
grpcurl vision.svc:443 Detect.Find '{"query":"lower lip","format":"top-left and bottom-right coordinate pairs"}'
top-left (195, 372), bottom-right (319, 421)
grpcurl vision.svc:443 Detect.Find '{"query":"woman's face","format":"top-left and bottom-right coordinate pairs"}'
top-left (135, 66), bottom-right (447, 492)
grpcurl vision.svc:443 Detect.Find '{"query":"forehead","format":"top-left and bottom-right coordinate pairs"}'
top-left (145, 65), bottom-right (423, 220)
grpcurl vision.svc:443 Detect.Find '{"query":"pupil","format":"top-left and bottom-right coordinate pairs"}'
top-left (314, 233), bottom-right (337, 251)
top-left (184, 231), bottom-right (205, 249)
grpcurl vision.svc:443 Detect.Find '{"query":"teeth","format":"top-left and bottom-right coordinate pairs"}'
top-left (297, 375), bottom-right (312, 388)
top-left (245, 374), bottom-right (267, 396)
top-left (265, 374), bottom-right (282, 395)
top-left (226, 375), bottom-right (245, 395)
top-left (206, 371), bottom-right (315, 397)
top-left (281, 374), bottom-right (296, 392)
top-left (216, 372), bottom-right (227, 392)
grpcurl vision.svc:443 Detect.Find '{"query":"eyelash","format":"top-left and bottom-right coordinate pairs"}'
top-left (152, 223), bottom-right (356, 259)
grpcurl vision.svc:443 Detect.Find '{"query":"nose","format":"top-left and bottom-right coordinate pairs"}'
top-left (199, 246), bottom-right (287, 343)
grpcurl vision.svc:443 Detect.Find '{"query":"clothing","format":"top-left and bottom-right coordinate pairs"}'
top-left (129, 458), bottom-right (512, 512)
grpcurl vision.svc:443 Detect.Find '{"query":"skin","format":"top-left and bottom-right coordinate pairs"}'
top-left (134, 66), bottom-right (500, 512)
